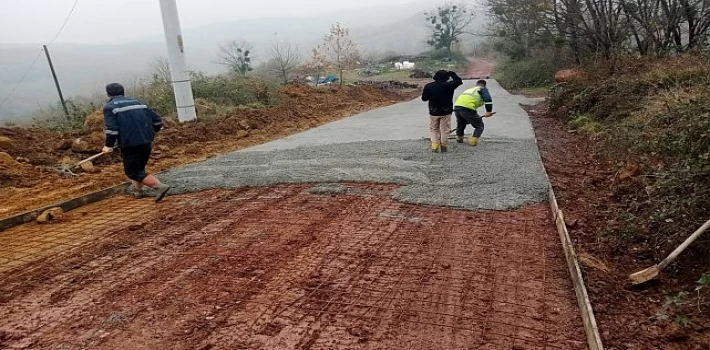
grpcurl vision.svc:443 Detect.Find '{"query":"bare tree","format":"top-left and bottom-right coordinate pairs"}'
top-left (301, 45), bottom-right (328, 84)
top-left (425, 3), bottom-right (476, 57)
top-left (151, 57), bottom-right (172, 83)
top-left (216, 40), bottom-right (254, 76)
top-left (322, 23), bottom-right (361, 87)
top-left (485, 0), bottom-right (710, 60)
top-left (267, 41), bottom-right (301, 84)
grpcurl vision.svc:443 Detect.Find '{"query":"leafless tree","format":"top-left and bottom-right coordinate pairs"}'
top-left (485, 0), bottom-right (710, 60)
top-left (151, 57), bottom-right (172, 83)
top-left (301, 45), bottom-right (329, 83)
top-left (322, 23), bottom-right (361, 87)
top-left (267, 41), bottom-right (301, 84)
top-left (216, 40), bottom-right (254, 76)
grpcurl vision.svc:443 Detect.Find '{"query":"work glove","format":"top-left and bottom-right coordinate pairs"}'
top-left (483, 112), bottom-right (495, 118)
top-left (102, 146), bottom-right (114, 154)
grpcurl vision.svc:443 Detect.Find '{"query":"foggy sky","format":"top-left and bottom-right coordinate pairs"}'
top-left (0, 0), bottom-right (419, 44)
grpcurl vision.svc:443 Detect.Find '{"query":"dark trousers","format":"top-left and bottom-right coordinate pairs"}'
top-left (121, 144), bottom-right (152, 182)
top-left (455, 109), bottom-right (485, 138)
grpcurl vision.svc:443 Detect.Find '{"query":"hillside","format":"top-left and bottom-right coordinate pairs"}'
top-left (0, 0), bottom-right (484, 123)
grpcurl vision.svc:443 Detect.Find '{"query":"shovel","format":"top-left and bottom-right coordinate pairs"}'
top-left (629, 218), bottom-right (710, 285)
top-left (51, 149), bottom-right (112, 177)
top-left (448, 112), bottom-right (497, 134)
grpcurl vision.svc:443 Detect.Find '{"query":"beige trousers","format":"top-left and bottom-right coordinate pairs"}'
top-left (429, 115), bottom-right (452, 146)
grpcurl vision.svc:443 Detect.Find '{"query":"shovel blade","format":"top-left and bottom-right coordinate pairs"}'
top-left (629, 265), bottom-right (660, 285)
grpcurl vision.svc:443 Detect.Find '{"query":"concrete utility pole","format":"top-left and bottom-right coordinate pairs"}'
top-left (43, 45), bottom-right (70, 118)
top-left (158, 0), bottom-right (197, 122)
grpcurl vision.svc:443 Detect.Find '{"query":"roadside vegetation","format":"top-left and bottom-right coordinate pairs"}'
top-left (486, 0), bottom-right (710, 345)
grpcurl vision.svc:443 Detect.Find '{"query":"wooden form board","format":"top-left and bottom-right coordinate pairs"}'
top-left (0, 182), bottom-right (128, 232)
top-left (548, 187), bottom-right (604, 350)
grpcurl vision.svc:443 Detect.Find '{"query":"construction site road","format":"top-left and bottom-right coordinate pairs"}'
top-left (162, 80), bottom-right (549, 211)
top-left (0, 79), bottom-right (586, 350)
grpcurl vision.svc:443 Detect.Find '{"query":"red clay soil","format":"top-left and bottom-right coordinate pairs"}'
top-left (0, 183), bottom-right (585, 349)
top-left (466, 58), bottom-right (495, 79)
top-left (527, 102), bottom-right (710, 350)
top-left (0, 85), bottom-right (415, 218)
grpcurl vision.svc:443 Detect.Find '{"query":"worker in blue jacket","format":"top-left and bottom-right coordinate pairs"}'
top-left (102, 83), bottom-right (171, 202)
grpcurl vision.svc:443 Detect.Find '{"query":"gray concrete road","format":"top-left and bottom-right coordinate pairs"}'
top-left (162, 80), bottom-right (549, 210)
top-left (247, 80), bottom-right (543, 151)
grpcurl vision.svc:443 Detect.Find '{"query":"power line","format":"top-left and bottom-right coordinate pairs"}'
top-left (0, 49), bottom-right (44, 109)
top-left (48, 0), bottom-right (80, 46)
top-left (0, 0), bottom-right (80, 111)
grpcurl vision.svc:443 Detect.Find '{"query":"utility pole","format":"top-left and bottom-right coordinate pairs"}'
top-left (43, 45), bottom-right (70, 118)
top-left (158, 0), bottom-right (197, 122)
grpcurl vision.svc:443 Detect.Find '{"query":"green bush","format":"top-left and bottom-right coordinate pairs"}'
top-left (134, 72), bottom-right (282, 118)
top-left (568, 114), bottom-right (603, 135)
top-left (495, 57), bottom-right (560, 90)
top-left (29, 72), bottom-right (284, 132)
top-left (33, 100), bottom-right (97, 132)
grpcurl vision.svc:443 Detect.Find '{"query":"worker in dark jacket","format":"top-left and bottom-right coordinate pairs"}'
top-left (102, 83), bottom-right (171, 202)
top-left (421, 70), bottom-right (463, 153)
top-left (454, 80), bottom-right (494, 146)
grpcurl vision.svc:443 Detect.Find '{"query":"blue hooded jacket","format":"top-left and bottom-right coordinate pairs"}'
top-left (103, 96), bottom-right (163, 148)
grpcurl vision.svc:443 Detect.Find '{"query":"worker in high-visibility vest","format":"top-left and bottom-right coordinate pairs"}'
top-left (454, 80), bottom-right (495, 146)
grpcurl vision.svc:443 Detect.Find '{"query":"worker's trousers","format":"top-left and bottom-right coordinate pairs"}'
top-left (455, 109), bottom-right (485, 138)
top-left (429, 115), bottom-right (452, 146)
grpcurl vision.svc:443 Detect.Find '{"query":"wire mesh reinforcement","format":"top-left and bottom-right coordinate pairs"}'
top-left (0, 183), bottom-right (585, 349)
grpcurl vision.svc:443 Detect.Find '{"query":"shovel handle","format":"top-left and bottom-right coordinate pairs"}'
top-left (658, 218), bottom-right (710, 270)
top-left (70, 151), bottom-right (108, 170)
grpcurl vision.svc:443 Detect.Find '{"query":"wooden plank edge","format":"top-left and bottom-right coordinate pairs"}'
top-left (528, 101), bottom-right (603, 349)
top-left (549, 187), bottom-right (604, 350)
top-left (0, 182), bottom-right (129, 232)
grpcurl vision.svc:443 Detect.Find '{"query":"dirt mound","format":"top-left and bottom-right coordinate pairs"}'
top-left (0, 152), bottom-right (20, 167)
top-left (84, 110), bottom-right (104, 132)
top-left (0, 85), bottom-right (413, 218)
top-left (354, 80), bottom-right (419, 89)
top-left (409, 69), bottom-right (432, 79)
top-left (0, 127), bottom-right (72, 166)
top-left (554, 69), bottom-right (584, 83)
top-left (0, 136), bottom-right (13, 151)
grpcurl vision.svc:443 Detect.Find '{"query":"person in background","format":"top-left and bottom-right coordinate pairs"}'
top-left (421, 70), bottom-right (464, 153)
top-left (454, 79), bottom-right (494, 146)
top-left (102, 83), bottom-right (172, 202)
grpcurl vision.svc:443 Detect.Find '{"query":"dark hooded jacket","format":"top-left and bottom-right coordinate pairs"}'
top-left (421, 70), bottom-right (464, 116)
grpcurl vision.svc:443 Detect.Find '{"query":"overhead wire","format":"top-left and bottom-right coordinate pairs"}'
top-left (0, 0), bottom-right (80, 110)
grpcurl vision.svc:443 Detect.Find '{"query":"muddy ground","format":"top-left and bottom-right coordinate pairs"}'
top-left (527, 102), bottom-right (710, 349)
top-left (0, 84), bottom-right (418, 218)
top-left (465, 58), bottom-right (495, 79)
top-left (0, 183), bottom-right (584, 350)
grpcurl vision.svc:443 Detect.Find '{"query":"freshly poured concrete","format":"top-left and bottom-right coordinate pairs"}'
top-left (246, 80), bottom-right (542, 151)
top-left (162, 80), bottom-right (549, 210)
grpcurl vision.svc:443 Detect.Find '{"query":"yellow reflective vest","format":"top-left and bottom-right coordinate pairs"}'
top-left (454, 86), bottom-right (484, 110)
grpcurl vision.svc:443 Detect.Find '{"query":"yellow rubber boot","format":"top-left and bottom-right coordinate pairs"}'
top-left (431, 142), bottom-right (440, 153)
top-left (468, 136), bottom-right (479, 146)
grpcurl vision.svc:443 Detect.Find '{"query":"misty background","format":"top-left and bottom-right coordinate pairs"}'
top-left (0, 0), bottom-right (486, 123)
